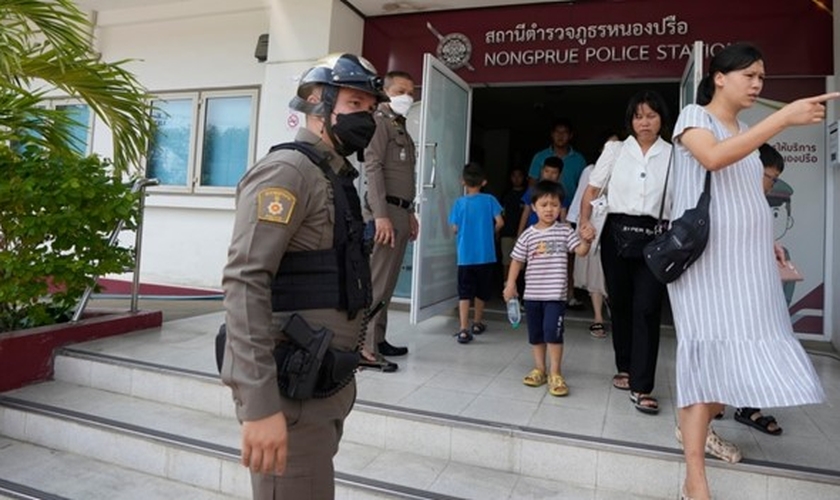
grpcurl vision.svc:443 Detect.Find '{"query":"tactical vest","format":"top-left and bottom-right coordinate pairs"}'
top-left (267, 142), bottom-right (372, 320)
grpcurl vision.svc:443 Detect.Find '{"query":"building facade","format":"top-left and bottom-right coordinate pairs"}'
top-left (75, 0), bottom-right (840, 349)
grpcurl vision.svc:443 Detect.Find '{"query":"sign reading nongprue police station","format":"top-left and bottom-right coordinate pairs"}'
top-left (364, 0), bottom-right (832, 84)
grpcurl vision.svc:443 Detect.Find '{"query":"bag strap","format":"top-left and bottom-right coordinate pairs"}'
top-left (653, 146), bottom-right (711, 226)
top-left (595, 141), bottom-right (620, 198)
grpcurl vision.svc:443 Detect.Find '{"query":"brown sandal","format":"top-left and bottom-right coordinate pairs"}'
top-left (611, 372), bottom-right (630, 390)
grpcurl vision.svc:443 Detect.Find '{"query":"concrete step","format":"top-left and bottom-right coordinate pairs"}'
top-left (0, 436), bottom-right (235, 500)
top-left (44, 348), bottom-right (840, 499)
top-left (0, 381), bottom-right (461, 499)
top-left (0, 379), bottom-right (668, 500)
top-left (0, 437), bottom-right (422, 500)
top-left (1, 380), bottom-right (619, 500)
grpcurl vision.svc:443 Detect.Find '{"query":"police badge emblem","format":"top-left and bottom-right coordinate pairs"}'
top-left (258, 187), bottom-right (296, 224)
top-left (426, 22), bottom-right (475, 71)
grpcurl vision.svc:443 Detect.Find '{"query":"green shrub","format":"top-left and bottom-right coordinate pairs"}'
top-left (0, 144), bottom-right (139, 332)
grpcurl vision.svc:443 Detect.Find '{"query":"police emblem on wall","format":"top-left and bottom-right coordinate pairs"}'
top-left (426, 22), bottom-right (475, 71)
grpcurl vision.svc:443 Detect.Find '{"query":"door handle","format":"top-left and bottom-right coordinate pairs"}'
top-left (422, 142), bottom-right (437, 189)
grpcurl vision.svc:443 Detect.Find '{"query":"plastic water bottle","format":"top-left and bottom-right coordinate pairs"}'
top-left (506, 298), bottom-right (521, 329)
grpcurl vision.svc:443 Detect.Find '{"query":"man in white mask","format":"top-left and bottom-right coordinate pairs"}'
top-left (360, 71), bottom-right (418, 371)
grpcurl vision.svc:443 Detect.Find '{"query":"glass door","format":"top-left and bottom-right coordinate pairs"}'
top-left (680, 40), bottom-right (703, 109)
top-left (410, 54), bottom-right (472, 324)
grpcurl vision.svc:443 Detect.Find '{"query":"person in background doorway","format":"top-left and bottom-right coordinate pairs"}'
top-left (761, 142), bottom-right (797, 304)
top-left (221, 53), bottom-right (385, 500)
top-left (449, 162), bottom-right (504, 344)
top-left (528, 117), bottom-right (587, 199)
top-left (498, 167), bottom-right (527, 294)
top-left (517, 156), bottom-right (563, 235)
top-left (567, 130), bottom-right (620, 339)
top-left (668, 42), bottom-right (831, 500)
top-left (504, 180), bottom-right (592, 397)
top-left (578, 90), bottom-right (673, 415)
top-left (528, 118), bottom-right (588, 309)
top-left (361, 70), bottom-right (418, 372)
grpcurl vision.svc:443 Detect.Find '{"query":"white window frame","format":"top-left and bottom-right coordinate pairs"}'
top-left (146, 87), bottom-right (259, 195)
top-left (49, 98), bottom-right (95, 156)
top-left (146, 92), bottom-right (199, 194)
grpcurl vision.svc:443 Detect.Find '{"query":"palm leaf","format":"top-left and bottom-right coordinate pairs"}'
top-left (0, 0), bottom-right (155, 172)
top-left (19, 50), bottom-right (155, 172)
top-left (0, 0), bottom-right (92, 57)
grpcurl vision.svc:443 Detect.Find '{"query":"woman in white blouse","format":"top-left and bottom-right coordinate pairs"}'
top-left (578, 90), bottom-right (672, 415)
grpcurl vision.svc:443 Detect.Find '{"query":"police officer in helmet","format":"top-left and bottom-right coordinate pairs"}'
top-left (220, 53), bottom-right (386, 499)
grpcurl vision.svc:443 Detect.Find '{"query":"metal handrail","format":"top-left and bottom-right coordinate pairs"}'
top-left (71, 177), bottom-right (160, 322)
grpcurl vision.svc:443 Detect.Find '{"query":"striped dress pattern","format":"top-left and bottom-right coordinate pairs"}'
top-left (668, 104), bottom-right (825, 409)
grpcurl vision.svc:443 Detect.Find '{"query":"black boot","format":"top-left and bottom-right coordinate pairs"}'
top-left (378, 340), bottom-right (408, 356)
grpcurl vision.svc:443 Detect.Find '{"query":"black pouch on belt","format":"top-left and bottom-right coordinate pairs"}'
top-left (611, 215), bottom-right (658, 258)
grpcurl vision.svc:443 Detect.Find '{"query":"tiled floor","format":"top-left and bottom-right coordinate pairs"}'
top-left (70, 307), bottom-right (840, 474)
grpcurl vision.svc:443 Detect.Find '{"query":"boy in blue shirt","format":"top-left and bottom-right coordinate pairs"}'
top-left (517, 156), bottom-right (564, 235)
top-left (448, 162), bottom-right (504, 344)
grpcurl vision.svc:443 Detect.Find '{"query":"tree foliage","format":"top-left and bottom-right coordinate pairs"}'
top-left (0, 0), bottom-right (154, 330)
top-left (0, 144), bottom-right (139, 331)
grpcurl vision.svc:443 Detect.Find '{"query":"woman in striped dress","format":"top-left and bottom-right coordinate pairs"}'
top-left (669, 42), bottom-right (835, 500)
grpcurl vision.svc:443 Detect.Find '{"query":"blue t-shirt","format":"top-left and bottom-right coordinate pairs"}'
top-left (521, 187), bottom-right (538, 227)
top-left (520, 185), bottom-right (566, 228)
top-left (528, 146), bottom-right (586, 208)
top-left (448, 193), bottom-right (503, 265)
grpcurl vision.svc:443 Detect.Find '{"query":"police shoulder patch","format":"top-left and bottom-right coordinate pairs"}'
top-left (257, 187), bottom-right (296, 224)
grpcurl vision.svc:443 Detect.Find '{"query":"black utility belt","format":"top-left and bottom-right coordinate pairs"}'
top-left (385, 195), bottom-right (413, 210)
top-left (215, 314), bottom-right (358, 401)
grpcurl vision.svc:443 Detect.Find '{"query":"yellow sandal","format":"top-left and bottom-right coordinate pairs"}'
top-left (523, 369), bottom-right (547, 387)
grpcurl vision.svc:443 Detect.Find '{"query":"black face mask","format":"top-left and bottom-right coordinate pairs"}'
top-left (329, 111), bottom-right (377, 157)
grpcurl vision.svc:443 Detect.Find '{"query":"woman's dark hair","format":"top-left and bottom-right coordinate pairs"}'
top-left (697, 42), bottom-right (764, 105)
top-left (624, 90), bottom-right (671, 140)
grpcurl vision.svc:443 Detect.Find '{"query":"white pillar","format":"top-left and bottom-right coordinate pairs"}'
top-left (255, 0), bottom-right (365, 154)
top-left (830, 0), bottom-right (840, 351)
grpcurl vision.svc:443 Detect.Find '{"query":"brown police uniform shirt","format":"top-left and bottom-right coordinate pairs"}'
top-left (221, 128), bottom-right (363, 422)
top-left (363, 103), bottom-right (417, 219)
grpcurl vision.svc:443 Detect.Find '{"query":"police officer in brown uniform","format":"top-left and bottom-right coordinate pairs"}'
top-left (220, 53), bottom-right (386, 499)
top-left (360, 71), bottom-right (418, 370)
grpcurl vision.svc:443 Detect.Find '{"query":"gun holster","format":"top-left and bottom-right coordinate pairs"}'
top-left (215, 314), bottom-right (359, 401)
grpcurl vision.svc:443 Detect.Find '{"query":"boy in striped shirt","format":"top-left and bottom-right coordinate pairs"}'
top-left (503, 180), bottom-right (592, 396)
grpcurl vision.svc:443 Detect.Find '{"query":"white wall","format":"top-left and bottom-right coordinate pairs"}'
top-left (830, 0), bottom-right (840, 352)
top-left (87, 0), bottom-right (365, 288)
top-left (257, 0), bottom-right (365, 153)
top-left (329, 0), bottom-right (364, 55)
top-left (91, 2), bottom-right (269, 287)
top-left (96, 9), bottom-right (267, 90)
